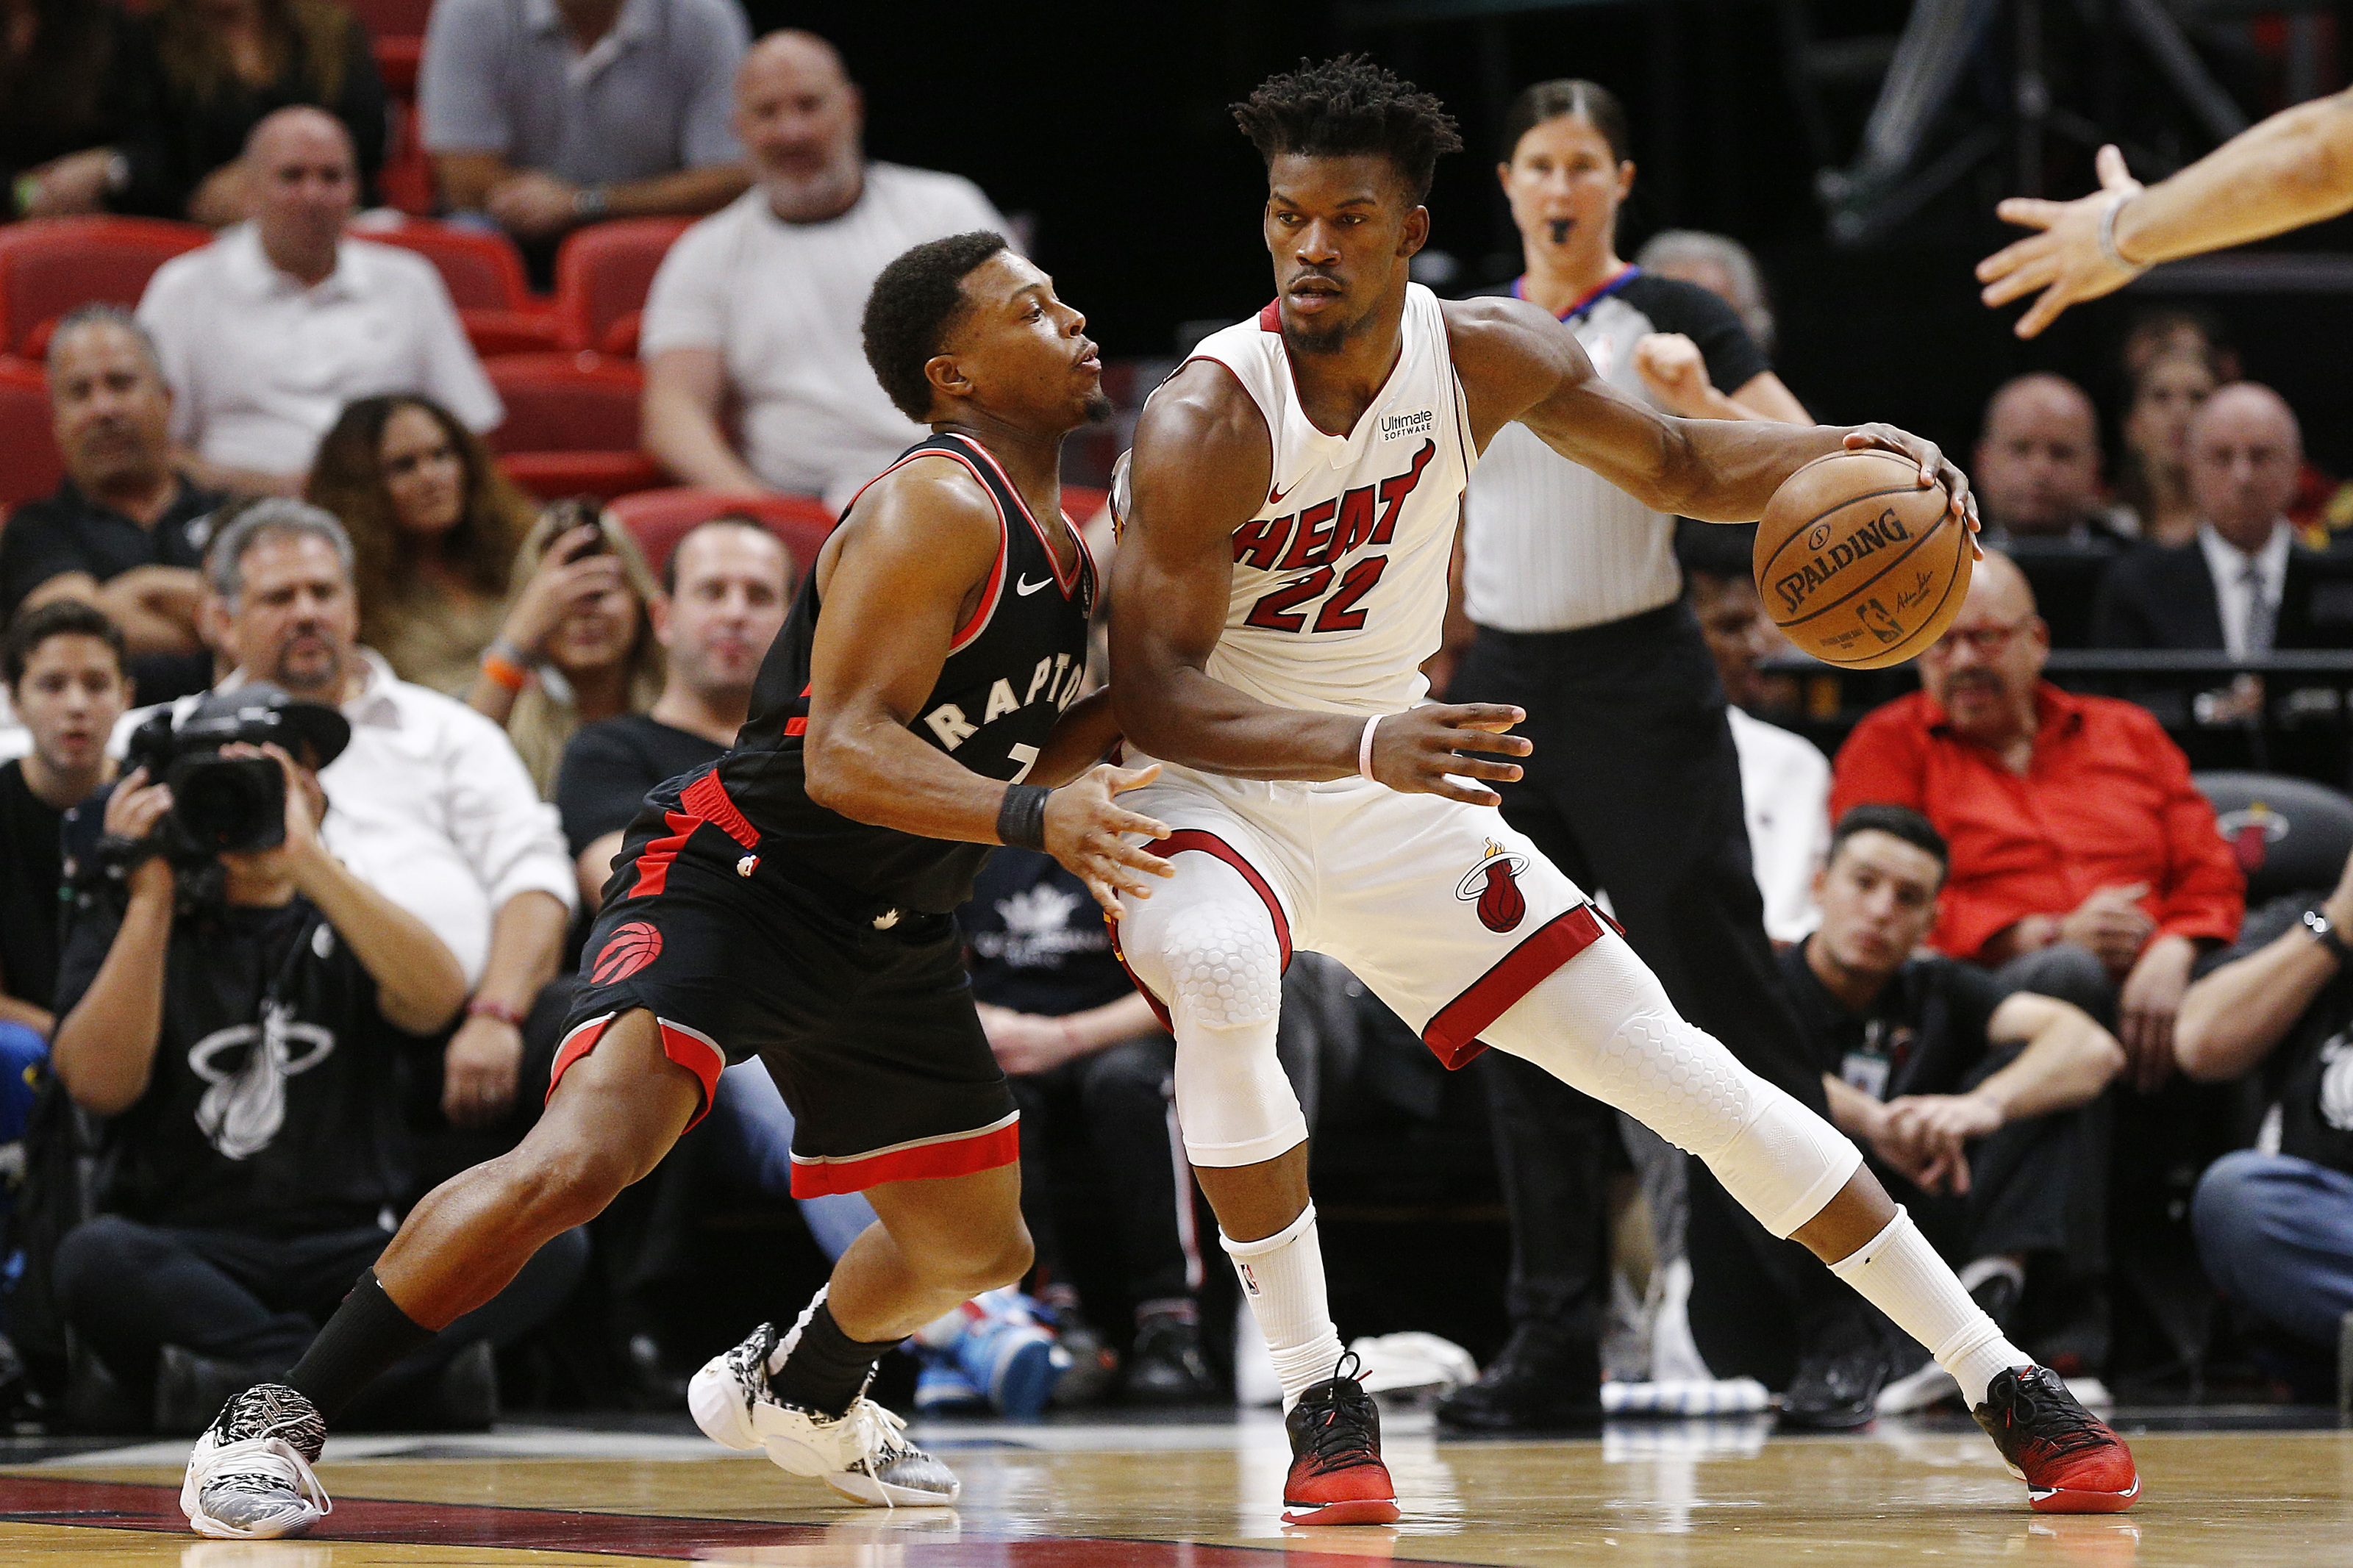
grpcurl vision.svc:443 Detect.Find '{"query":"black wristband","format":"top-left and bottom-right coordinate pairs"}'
top-left (997, 783), bottom-right (1051, 851)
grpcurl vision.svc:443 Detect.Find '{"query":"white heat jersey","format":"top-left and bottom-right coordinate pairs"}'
top-left (1170, 282), bottom-right (1477, 717)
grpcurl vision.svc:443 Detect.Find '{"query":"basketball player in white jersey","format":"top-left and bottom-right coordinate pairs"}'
top-left (1109, 57), bottom-right (2138, 1522)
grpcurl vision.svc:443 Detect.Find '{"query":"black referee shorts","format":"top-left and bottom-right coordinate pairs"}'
top-left (555, 769), bottom-right (1018, 1196)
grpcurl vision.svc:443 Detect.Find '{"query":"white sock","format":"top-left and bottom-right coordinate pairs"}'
top-left (1221, 1203), bottom-right (1346, 1410)
top-left (1828, 1208), bottom-right (2030, 1408)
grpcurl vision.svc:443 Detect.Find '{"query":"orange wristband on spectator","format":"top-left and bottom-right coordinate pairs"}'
top-left (481, 651), bottom-right (529, 693)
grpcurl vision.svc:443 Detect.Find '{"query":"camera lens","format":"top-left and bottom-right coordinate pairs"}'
top-left (167, 755), bottom-right (287, 852)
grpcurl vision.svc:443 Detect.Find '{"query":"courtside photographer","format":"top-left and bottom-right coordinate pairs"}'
top-left (44, 684), bottom-right (582, 1432)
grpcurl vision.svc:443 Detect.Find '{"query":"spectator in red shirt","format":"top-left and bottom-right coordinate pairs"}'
top-left (1830, 551), bottom-right (2242, 1091)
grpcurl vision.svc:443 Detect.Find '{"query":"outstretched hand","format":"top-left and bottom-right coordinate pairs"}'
top-left (1364, 704), bottom-right (1532, 808)
top-left (1977, 144), bottom-right (2147, 339)
top-left (1043, 763), bottom-right (1175, 916)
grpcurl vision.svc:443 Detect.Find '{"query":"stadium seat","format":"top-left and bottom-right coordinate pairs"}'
top-left (0, 216), bottom-right (210, 359)
top-left (345, 0), bottom-right (432, 94)
top-left (554, 218), bottom-right (692, 355)
top-left (485, 353), bottom-right (663, 501)
top-left (1063, 484), bottom-right (1108, 524)
top-left (376, 99), bottom-right (438, 219)
top-left (362, 221), bottom-right (562, 356)
top-left (2194, 771), bottom-right (2353, 904)
top-left (608, 488), bottom-right (835, 584)
top-left (0, 359), bottom-right (64, 508)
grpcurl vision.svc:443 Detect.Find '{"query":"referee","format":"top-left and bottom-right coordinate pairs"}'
top-left (1441, 80), bottom-right (1880, 1431)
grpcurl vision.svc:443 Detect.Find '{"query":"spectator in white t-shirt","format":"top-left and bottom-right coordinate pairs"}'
top-left (136, 108), bottom-right (502, 497)
top-left (639, 29), bottom-right (1010, 512)
top-left (1686, 562), bottom-right (1831, 944)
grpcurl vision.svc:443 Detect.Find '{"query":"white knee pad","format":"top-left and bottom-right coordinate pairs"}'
top-left (1485, 939), bottom-right (1861, 1239)
top-left (1120, 859), bottom-right (1304, 1169)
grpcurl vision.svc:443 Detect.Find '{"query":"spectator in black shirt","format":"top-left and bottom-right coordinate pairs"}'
top-left (960, 848), bottom-right (1216, 1403)
top-left (0, 601), bottom-right (134, 1036)
top-left (0, 308), bottom-right (224, 704)
top-left (1699, 805), bottom-right (2124, 1408)
top-left (556, 516), bottom-right (794, 912)
top-left (46, 687), bottom-right (583, 1430)
top-left (2179, 842), bottom-right (2353, 1393)
top-left (0, 0), bottom-right (149, 219)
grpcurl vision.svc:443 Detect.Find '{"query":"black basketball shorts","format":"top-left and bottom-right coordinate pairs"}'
top-left (556, 769), bottom-right (1018, 1197)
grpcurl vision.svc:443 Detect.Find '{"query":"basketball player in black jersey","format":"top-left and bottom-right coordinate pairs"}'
top-left (178, 232), bottom-right (1175, 1539)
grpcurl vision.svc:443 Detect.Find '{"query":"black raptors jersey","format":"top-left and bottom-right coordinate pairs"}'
top-left (719, 432), bottom-right (1097, 914)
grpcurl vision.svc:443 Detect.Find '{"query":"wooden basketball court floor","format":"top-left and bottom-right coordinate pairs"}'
top-left (0, 1407), bottom-right (2344, 1567)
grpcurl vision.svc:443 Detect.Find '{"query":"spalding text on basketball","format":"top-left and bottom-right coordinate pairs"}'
top-left (1771, 507), bottom-right (1913, 616)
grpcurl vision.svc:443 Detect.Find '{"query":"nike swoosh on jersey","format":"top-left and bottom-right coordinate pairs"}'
top-left (1268, 483), bottom-right (1294, 506)
top-left (1015, 573), bottom-right (1054, 595)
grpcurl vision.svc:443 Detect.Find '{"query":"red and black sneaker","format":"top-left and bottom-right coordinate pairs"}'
top-left (1972, 1365), bottom-right (2140, 1513)
top-left (1281, 1356), bottom-right (1400, 1526)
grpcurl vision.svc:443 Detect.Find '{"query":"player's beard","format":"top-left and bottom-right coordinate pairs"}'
top-left (1281, 299), bottom-right (1364, 357)
top-left (1082, 388), bottom-right (1115, 423)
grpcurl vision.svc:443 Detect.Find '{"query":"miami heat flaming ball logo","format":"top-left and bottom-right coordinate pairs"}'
top-left (1456, 840), bottom-right (1529, 934)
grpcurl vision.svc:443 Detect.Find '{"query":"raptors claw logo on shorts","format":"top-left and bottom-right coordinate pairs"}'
top-left (1455, 840), bottom-right (1529, 934)
top-left (591, 920), bottom-right (665, 985)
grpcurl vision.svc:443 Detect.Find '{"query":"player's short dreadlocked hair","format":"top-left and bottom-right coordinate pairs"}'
top-left (862, 230), bottom-right (1010, 421)
top-left (1232, 55), bottom-right (1463, 203)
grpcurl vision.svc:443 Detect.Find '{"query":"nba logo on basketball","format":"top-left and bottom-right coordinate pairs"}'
top-left (592, 921), bottom-right (664, 985)
top-left (1456, 841), bottom-right (1530, 934)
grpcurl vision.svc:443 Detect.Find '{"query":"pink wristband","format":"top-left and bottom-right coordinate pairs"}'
top-left (1358, 715), bottom-right (1384, 781)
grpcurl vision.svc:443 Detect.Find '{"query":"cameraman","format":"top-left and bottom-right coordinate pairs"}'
top-left (47, 687), bottom-right (583, 1431)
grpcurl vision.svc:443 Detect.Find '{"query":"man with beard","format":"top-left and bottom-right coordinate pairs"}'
top-left (1832, 551), bottom-right (2241, 1091)
top-left (176, 233), bottom-right (1170, 1539)
top-left (641, 30), bottom-right (1013, 512)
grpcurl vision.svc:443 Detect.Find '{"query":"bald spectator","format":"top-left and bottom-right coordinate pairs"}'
top-left (420, 0), bottom-right (750, 257)
top-left (640, 31), bottom-right (1013, 512)
top-left (0, 308), bottom-right (224, 702)
top-left (136, 108), bottom-right (501, 495)
top-left (1974, 374), bottom-right (2129, 548)
top-left (1832, 552), bottom-right (2243, 1091)
top-left (2095, 384), bottom-right (2353, 654)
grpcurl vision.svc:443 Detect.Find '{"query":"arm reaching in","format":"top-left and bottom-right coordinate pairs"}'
top-left (1979, 91), bottom-right (2353, 337)
top-left (804, 459), bottom-right (1171, 915)
top-left (1446, 296), bottom-right (1977, 534)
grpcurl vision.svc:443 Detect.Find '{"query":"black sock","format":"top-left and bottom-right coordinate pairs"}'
top-left (286, 1270), bottom-right (438, 1420)
top-left (769, 1297), bottom-right (894, 1417)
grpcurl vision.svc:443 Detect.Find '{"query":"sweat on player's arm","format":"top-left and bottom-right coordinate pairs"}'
top-left (1445, 294), bottom-right (1979, 530)
top-left (802, 455), bottom-right (1171, 912)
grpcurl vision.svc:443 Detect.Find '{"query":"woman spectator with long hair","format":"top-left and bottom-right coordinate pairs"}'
top-left (2115, 350), bottom-right (2219, 548)
top-left (126, 0), bottom-right (385, 224)
top-left (307, 395), bottom-right (539, 695)
top-left (470, 501), bottom-right (665, 799)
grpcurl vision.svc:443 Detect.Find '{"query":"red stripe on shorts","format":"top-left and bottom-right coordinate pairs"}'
top-left (790, 1113), bottom-right (1021, 1197)
top-left (546, 1012), bottom-right (723, 1130)
top-left (1421, 903), bottom-right (1612, 1070)
top-left (680, 770), bottom-right (758, 851)
top-left (628, 811), bottom-right (698, 899)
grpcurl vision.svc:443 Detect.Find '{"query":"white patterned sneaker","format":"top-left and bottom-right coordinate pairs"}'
top-left (690, 1320), bottom-right (958, 1506)
top-left (180, 1383), bottom-right (332, 1539)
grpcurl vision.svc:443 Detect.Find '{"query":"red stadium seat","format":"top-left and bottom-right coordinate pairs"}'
top-left (608, 488), bottom-right (835, 583)
top-left (0, 216), bottom-right (210, 359)
top-left (0, 358), bottom-right (64, 508)
top-left (1062, 484), bottom-right (1108, 524)
top-left (346, 0), bottom-right (432, 91)
top-left (376, 99), bottom-right (438, 219)
top-left (485, 353), bottom-right (662, 501)
top-left (360, 221), bottom-right (563, 356)
top-left (554, 218), bottom-right (691, 355)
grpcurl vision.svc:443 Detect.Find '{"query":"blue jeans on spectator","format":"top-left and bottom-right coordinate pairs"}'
top-left (2191, 1149), bottom-right (2353, 1350)
top-left (710, 1061), bottom-right (876, 1260)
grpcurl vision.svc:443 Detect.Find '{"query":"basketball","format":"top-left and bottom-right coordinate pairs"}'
top-left (1753, 448), bottom-right (1974, 669)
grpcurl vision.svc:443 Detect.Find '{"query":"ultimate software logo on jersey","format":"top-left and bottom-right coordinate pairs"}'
top-left (1457, 840), bottom-right (1529, 934)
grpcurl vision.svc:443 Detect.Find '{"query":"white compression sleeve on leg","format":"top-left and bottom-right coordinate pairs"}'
top-left (1118, 855), bottom-right (1306, 1167)
top-left (1480, 936), bottom-right (1861, 1238)
top-left (1222, 1203), bottom-right (1346, 1410)
top-left (1829, 1208), bottom-right (2029, 1408)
